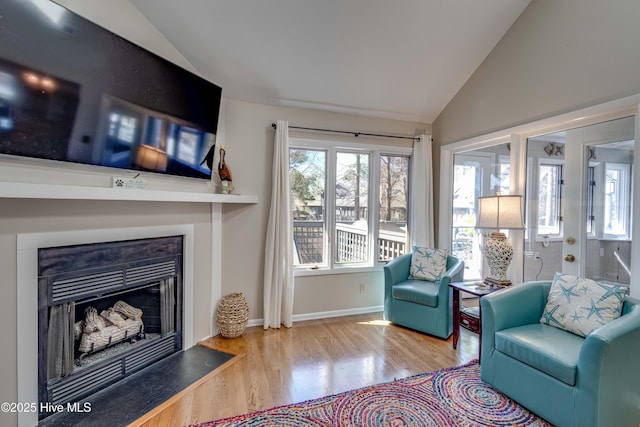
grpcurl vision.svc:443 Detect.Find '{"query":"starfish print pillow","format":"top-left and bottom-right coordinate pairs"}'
top-left (408, 247), bottom-right (448, 281)
top-left (540, 272), bottom-right (629, 337)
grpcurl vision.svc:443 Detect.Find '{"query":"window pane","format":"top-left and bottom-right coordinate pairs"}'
top-left (452, 159), bottom-right (482, 280)
top-left (538, 164), bottom-right (562, 235)
top-left (604, 163), bottom-right (630, 237)
top-left (290, 149), bottom-right (326, 266)
top-left (499, 160), bottom-right (511, 195)
top-left (378, 155), bottom-right (409, 262)
top-left (335, 152), bottom-right (369, 264)
top-left (604, 168), bottom-right (620, 235)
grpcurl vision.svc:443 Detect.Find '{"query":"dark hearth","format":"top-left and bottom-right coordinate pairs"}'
top-left (38, 236), bottom-right (184, 421)
top-left (38, 345), bottom-right (235, 427)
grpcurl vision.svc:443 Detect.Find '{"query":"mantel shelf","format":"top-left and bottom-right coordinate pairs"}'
top-left (0, 182), bottom-right (259, 204)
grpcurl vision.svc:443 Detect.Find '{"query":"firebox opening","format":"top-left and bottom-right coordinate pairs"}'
top-left (72, 281), bottom-right (175, 371)
top-left (38, 235), bottom-right (184, 421)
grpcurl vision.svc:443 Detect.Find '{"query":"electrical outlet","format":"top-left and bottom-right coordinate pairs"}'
top-left (359, 283), bottom-right (365, 293)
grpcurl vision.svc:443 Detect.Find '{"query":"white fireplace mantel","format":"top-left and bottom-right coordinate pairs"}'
top-left (0, 181), bottom-right (259, 204)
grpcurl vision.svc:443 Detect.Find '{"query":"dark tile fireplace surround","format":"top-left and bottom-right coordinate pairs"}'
top-left (37, 235), bottom-right (183, 422)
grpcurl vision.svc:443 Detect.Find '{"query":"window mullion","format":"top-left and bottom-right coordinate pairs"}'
top-left (326, 146), bottom-right (337, 269)
top-left (370, 150), bottom-right (380, 266)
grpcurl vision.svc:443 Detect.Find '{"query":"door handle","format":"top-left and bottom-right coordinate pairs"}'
top-left (564, 254), bottom-right (575, 262)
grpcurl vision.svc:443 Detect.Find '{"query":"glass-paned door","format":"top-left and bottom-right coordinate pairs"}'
top-left (524, 116), bottom-right (634, 287)
top-left (452, 144), bottom-right (511, 281)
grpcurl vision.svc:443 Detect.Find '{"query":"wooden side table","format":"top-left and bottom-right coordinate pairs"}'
top-left (449, 281), bottom-right (504, 358)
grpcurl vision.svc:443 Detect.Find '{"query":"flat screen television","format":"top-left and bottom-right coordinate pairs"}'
top-left (0, 0), bottom-right (222, 180)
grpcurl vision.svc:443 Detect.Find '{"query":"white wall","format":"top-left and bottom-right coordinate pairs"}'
top-left (432, 0), bottom-right (640, 243)
top-left (55, 0), bottom-right (199, 74)
top-left (433, 0), bottom-right (640, 145)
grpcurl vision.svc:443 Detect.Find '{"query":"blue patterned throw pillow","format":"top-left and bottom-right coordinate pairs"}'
top-left (409, 247), bottom-right (448, 281)
top-left (540, 272), bottom-right (629, 337)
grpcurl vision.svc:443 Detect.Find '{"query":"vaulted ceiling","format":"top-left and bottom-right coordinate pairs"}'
top-left (130, 0), bottom-right (531, 123)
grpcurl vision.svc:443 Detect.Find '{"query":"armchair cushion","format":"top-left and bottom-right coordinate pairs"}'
top-left (391, 280), bottom-right (439, 307)
top-left (409, 246), bottom-right (448, 281)
top-left (495, 324), bottom-right (583, 386)
top-left (540, 272), bottom-right (629, 337)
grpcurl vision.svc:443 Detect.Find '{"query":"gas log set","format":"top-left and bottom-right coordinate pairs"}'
top-left (76, 301), bottom-right (145, 358)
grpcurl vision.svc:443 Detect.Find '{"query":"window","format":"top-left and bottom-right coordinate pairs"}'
top-left (498, 156), bottom-right (511, 195)
top-left (537, 161), bottom-right (563, 237)
top-left (378, 155), bottom-right (409, 262)
top-left (290, 140), bottom-right (411, 272)
top-left (335, 152), bottom-right (370, 264)
top-left (603, 162), bottom-right (631, 238)
top-left (290, 149), bottom-right (327, 266)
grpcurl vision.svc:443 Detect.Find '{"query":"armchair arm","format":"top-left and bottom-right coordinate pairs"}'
top-left (383, 253), bottom-right (411, 313)
top-left (575, 300), bottom-right (640, 426)
top-left (383, 253), bottom-right (412, 287)
top-left (481, 281), bottom-right (551, 332)
top-left (580, 300), bottom-right (640, 366)
top-left (435, 256), bottom-right (465, 302)
top-left (440, 256), bottom-right (464, 286)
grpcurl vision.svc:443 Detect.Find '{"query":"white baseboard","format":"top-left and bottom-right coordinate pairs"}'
top-left (246, 305), bottom-right (384, 328)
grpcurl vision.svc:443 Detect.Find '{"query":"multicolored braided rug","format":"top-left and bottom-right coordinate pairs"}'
top-left (190, 360), bottom-right (552, 426)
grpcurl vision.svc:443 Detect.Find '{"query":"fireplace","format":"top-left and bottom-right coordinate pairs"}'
top-left (15, 223), bottom-right (206, 426)
top-left (37, 236), bottom-right (183, 421)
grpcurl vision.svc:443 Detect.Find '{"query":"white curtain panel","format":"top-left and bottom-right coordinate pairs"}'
top-left (263, 120), bottom-right (294, 329)
top-left (410, 135), bottom-right (435, 248)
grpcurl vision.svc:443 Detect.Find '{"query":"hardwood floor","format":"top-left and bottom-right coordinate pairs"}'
top-left (132, 311), bottom-right (480, 427)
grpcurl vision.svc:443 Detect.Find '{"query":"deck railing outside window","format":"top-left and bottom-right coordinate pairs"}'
top-left (293, 221), bottom-right (406, 265)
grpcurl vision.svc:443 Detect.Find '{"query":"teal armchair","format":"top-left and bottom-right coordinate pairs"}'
top-left (480, 281), bottom-right (640, 427)
top-left (383, 253), bottom-right (464, 338)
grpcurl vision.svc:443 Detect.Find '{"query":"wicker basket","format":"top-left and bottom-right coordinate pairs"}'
top-left (216, 292), bottom-right (249, 338)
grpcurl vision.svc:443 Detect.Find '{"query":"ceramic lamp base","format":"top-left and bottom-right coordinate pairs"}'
top-left (483, 231), bottom-right (513, 286)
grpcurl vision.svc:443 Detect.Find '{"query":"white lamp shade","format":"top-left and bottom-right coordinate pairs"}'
top-left (475, 195), bottom-right (524, 230)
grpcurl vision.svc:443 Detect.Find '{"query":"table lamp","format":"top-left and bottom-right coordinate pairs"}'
top-left (475, 194), bottom-right (524, 286)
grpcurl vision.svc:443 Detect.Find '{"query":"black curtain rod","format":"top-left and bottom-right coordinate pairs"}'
top-left (271, 123), bottom-right (419, 141)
